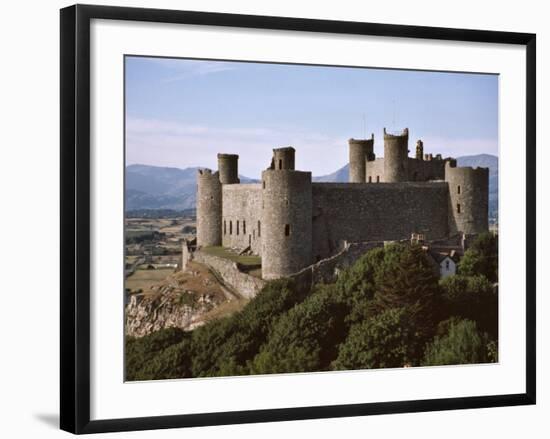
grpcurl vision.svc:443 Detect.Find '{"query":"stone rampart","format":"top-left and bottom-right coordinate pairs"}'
top-left (290, 241), bottom-right (385, 291)
top-left (193, 250), bottom-right (266, 299)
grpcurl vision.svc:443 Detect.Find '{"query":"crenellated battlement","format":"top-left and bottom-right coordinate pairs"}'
top-left (197, 168), bottom-right (218, 177)
top-left (383, 127), bottom-right (409, 138)
top-left (445, 160), bottom-right (490, 176)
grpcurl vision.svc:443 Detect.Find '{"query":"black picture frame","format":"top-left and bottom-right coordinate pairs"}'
top-left (60, 4), bottom-right (536, 434)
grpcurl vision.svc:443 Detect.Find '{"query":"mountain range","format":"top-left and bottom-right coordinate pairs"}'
top-left (125, 164), bottom-right (257, 210)
top-left (126, 154), bottom-right (498, 219)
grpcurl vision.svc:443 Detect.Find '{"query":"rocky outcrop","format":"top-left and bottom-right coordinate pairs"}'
top-left (125, 262), bottom-right (238, 337)
top-left (125, 291), bottom-right (216, 337)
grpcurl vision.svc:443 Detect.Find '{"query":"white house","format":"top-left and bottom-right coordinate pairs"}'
top-left (429, 250), bottom-right (459, 278)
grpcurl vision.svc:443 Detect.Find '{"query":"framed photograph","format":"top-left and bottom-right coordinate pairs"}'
top-left (60, 4), bottom-right (536, 434)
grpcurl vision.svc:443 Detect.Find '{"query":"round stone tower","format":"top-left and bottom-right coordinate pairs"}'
top-left (348, 135), bottom-right (374, 183)
top-left (272, 147), bottom-right (295, 170)
top-left (196, 169), bottom-right (222, 247)
top-left (261, 169), bottom-right (312, 279)
top-left (217, 153), bottom-right (239, 184)
top-left (445, 161), bottom-right (489, 235)
top-left (383, 127), bottom-right (409, 182)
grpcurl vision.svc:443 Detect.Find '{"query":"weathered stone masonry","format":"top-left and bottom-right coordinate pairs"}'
top-left (311, 182), bottom-right (450, 261)
top-left (221, 184), bottom-right (263, 255)
top-left (195, 127), bottom-right (489, 280)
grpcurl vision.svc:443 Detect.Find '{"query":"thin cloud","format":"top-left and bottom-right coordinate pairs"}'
top-left (126, 118), bottom-right (497, 178)
top-left (142, 58), bottom-right (238, 83)
top-left (125, 118), bottom-right (348, 177)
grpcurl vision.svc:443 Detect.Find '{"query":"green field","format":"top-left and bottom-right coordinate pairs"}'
top-left (202, 246), bottom-right (261, 267)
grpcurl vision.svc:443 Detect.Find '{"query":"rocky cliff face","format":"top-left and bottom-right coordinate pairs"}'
top-left (125, 261), bottom-right (243, 337)
top-left (125, 290), bottom-right (216, 337)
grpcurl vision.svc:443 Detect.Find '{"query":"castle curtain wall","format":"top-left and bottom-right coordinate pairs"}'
top-left (311, 182), bottom-right (450, 260)
top-left (365, 158), bottom-right (385, 183)
top-left (221, 184), bottom-right (263, 254)
top-left (406, 157), bottom-right (447, 181)
top-left (365, 157), bottom-right (449, 183)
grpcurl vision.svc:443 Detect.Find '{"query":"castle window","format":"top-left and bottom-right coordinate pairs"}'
top-left (258, 220), bottom-right (261, 237)
top-left (285, 224), bottom-right (290, 236)
top-left (237, 220), bottom-right (240, 235)
top-left (457, 203), bottom-right (461, 214)
top-left (249, 235), bottom-right (251, 245)
top-left (229, 221), bottom-right (233, 235)
top-left (224, 220), bottom-right (226, 235)
top-left (279, 159), bottom-right (283, 169)
top-left (457, 185), bottom-right (461, 194)
top-left (376, 176), bottom-right (380, 183)
top-left (263, 181), bottom-right (266, 189)
top-left (243, 220), bottom-right (246, 234)
top-left (368, 176), bottom-right (372, 183)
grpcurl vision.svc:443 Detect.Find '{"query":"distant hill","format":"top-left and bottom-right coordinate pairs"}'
top-left (125, 164), bottom-right (257, 211)
top-left (456, 153), bottom-right (498, 171)
top-left (313, 164), bottom-right (349, 182)
top-left (126, 154), bottom-right (498, 220)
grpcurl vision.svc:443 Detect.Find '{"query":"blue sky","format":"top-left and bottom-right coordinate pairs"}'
top-left (125, 56), bottom-right (498, 178)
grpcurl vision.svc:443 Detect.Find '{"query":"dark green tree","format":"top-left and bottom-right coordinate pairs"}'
top-left (333, 246), bottom-right (393, 324)
top-left (131, 338), bottom-right (193, 381)
top-left (125, 327), bottom-right (188, 381)
top-left (459, 232), bottom-right (498, 282)
top-left (251, 285), bottom-right (347, 374)
top-left (440, 274), bottom-right (498, 338)
top-left (190, 279), bottom-right (309, 377)
top-left (370, 244), bottom-right (441, 342)
top-left (422, 318), bottom-right (493, 366)
top-left (332, 307), bottom-right (417, 370)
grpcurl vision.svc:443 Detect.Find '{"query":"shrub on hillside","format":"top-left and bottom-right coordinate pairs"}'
top-left (251, 285), bottom-right (347, 374)
top-left (370, 244), bottom-right (442, 342)
top-left (190, 278), bottom-right (309, 377)
top-left (440, 274), bottom-right (498, 338)
top-left (125, 327), bottom-right (188, 381)
top-left (422, 318), bottom-right (494, 366)
top-left (131, 338), bottom-right (193, 381)
top-left (459, 232), bottom-right (498, 282)
top-left (332, 307), bottom-right (417, 370)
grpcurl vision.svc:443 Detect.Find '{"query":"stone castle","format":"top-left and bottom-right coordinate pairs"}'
top-left (196, 128), bottom-right (489, 280)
